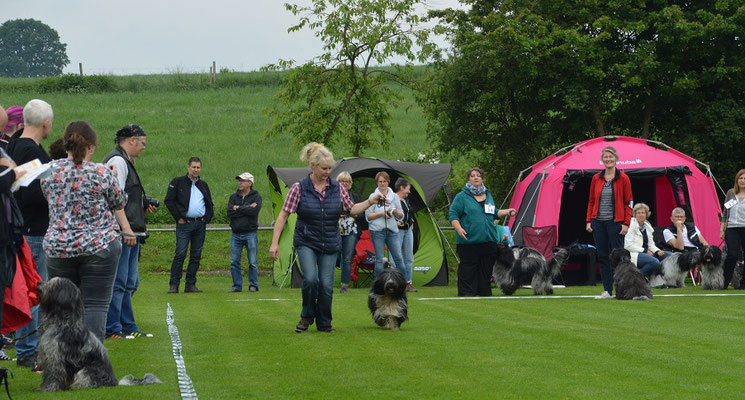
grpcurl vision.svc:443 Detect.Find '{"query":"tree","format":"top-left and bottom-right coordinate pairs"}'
top-left (265, 0), bottom-right (436, 156)
top-left (0, 19), bottom-right (69, 78)
top-left (419, 1), bottom-right (745, 198)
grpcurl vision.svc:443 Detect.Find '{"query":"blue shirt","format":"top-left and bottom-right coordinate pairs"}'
top-left (185, 180), bottom-right (206, 218)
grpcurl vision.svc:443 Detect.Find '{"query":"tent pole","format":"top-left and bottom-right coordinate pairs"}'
top-left (279, 250), bottom-right (297, 289)
top-left (497, 176), bottom-right (520, 210)
top-left (431, 206), bottom-right (459, 264)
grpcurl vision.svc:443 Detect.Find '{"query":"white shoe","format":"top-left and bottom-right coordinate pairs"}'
top-left (595, 291), bottom-right (613, 299)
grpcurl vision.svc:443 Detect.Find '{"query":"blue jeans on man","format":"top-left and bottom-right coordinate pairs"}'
top-left (636, 251), bottom-right (671, 277)
top-left (338, 233), bottom-right (358, 286)
top-left (106, 239), bottom-right (140, 336)
top-left (170, 220), bottom-right (206, 286)
top-left (370, 229), bottom-right (406, 277)
top-left (591, 219), bottom-right (624, 295)
top-left (230, 232), bottom-right (258, 291)
top-left (15, 236), bottom-right (48, 360)
top-left (397, 229), bottom-right (414, 282)
top-left (296, 246), bottom-right (336, 330)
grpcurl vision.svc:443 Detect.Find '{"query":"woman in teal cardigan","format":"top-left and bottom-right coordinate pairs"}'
top-left (449, 168), bottom-right (515, 296)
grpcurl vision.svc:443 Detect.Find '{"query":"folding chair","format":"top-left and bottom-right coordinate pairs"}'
top-left (351, 231), bottom-right (376, 288)
top-left (522, 225), bottom-right (564, 285)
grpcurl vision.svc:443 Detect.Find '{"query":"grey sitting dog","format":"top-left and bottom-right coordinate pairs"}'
top-left (37, 277), bottom-right (160, 391)
top-left (611, 248), bottom-right (653, 300)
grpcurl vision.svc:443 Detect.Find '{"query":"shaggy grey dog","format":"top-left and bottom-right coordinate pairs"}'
top-left (732, 262), bottom-right (743, 289)
top-left (37, 277), bottom-right (160, 391)
top-left (368, 259), bottom-right (408, 331)
top-left (699, 245), bottom-right (725, 290)
top-left (610, 248), bottom-right (653, 300)
top-left (648, 250), bottom-right (701, 288)
top-left (492, 245), bottom-right (569, 295)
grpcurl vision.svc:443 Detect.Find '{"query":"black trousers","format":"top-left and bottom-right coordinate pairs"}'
top-left (723, 227), bottom-right (745, 288)
top-left (457, 242), bottom-right (498, 296)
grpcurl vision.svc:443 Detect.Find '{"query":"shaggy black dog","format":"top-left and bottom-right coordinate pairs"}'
top-left (610, 248), bottom-right (653, 300)
top-left (649, 250), bottom-right (702, 288)
top-left (699, 245), bottom-right (725, 290)
top-left (492, 244), bottom-right (569, 296)
top-left (368, 260), bottom-right (408, 330)
top-left (732, 261), bottom-right (744, 289)
top-left (37, 277), bottom-right (161, 391)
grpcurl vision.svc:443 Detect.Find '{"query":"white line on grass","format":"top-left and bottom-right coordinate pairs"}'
top-left (228, 298), bottom-right (293, 302)
top-left (167, 303), bottom-right (198, 400)
top-left (418, 293), bottom-right (745, 301)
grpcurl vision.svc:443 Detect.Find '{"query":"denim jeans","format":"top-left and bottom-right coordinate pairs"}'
top-left (170, 220), bottom-right (206, 286)
top-left (591, 219), bottom-right (624, 295)
top-left (723, 227), bottom-right (745, 287)
top-left (296, 246), bottom-right (336, 330)
top-left (370, 229), bottom-right (406, 277)
top-left (16, 235), bottom-right (48, 358)
top-left (106, 239), bottom-right (140, 336)
top-left (47, 239), bottom-right (122, 343)
top-left (230, 232), bottom-right (258, 290)
top-left (338, 234), bottom-right (358, 285)
top-left (636, 251), bottom-right (670, 277)
top-left (397, 229), bottom-right (414, 282)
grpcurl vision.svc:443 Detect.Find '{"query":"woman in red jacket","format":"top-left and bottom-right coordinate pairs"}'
top-left (585, 146), bottom-right (633, 299)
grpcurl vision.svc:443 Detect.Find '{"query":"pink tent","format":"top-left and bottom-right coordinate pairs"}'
top-left (507, 136), bottom-right (723, 248)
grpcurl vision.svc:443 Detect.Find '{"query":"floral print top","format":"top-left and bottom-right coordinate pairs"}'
top-left (41, 159), bottom-right (127, 258)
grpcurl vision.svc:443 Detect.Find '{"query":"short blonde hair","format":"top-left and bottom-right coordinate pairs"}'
top-left (336, 171), bottom-right (352, 183)
top-left (375, 171), bottom-right (390, 183)
top-left (600, 145), bottom-right (619, 161)
top-left (300, 142), bottom-right (334, 167)
top-left (632, 202), bottom-right (651, 219)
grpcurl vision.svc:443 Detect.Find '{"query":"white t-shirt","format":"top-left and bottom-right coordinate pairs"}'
top-left (105, 156), bottom-right (128, 191)
top-left (663, 225), bottom-right (701, 248)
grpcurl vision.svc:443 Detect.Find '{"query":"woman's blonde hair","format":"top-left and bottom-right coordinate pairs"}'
top-left (600, 145), bottom-right (619, 161)
top-left (300, 142), bottom-right (334, 167)
top-left (632, 202), bottom-right (651, 219)
top-left (375, 171), bottom-right (390, 183)
top-left (336, 171), bottom-right (352, 183)
top-left (734, 169), bottom-right (745, 195)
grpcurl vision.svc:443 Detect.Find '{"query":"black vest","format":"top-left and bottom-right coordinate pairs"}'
top-left (665, 222), bottom-right (703, 250)
top-left (293, 176), bottom-right (342, 254)
top-left (103, 146), bottom-right (146, 233)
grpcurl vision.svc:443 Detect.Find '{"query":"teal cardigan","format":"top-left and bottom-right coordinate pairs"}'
top-left (448, 186), bottom-right (506, 245)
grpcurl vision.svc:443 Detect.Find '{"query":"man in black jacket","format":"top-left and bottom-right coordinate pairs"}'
top-left (8, 99), bottom-right (53, 368)
top-left (164, 157), bottom-right (213, 293)
top-left (228, 172), bottom-right (262, 292)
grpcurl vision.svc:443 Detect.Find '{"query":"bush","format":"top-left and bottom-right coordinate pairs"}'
top-left (37, 74), bottom-right (116, 93)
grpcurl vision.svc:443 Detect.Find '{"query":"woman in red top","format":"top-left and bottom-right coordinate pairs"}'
top-left (585, 146), bottom-right (633, 298)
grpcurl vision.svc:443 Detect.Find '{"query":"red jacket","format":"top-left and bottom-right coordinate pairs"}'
top-left (2, 239), bottom-right (42, 334)
top-left (586, 169), bottom-right (633, 226)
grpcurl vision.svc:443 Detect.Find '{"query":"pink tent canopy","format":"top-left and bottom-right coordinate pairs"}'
top-left (507, 136), bottom-right (722, 247)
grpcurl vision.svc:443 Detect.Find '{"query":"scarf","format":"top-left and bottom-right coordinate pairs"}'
top-left (465, 182), bottom-right (487, 196)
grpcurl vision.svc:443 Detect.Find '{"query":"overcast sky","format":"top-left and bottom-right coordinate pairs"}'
top-left (3, 0), bottom-right (466, 75)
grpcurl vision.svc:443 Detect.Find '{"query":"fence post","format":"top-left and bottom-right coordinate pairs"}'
top-left (212, 61), bottom-right (216, 84)
top-left (79, 63), bottom-right (83, 76)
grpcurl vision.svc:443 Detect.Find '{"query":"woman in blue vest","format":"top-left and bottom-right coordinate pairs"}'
top-left (269, 143), bottom-right (383, 333)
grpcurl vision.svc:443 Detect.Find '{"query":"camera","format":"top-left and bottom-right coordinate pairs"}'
top-left (377, 197), bottom-right (386, 207)
top-left (144, 195), bottom-right (160, 208)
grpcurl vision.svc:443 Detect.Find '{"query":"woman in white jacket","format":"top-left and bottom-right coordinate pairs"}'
top-left (624, 203), bottom-right (670, 277)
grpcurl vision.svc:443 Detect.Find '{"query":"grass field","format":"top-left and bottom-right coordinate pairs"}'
top-left (4, 274), bottom-right (744, 399)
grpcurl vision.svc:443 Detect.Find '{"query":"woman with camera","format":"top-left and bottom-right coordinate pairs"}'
top-left (365, 171), bottom-right (406, 278)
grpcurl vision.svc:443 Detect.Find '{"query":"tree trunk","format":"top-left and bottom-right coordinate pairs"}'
top-left (640, 98), bottom-right (654, 139)
top-left (591, 96), bottom-right (606, 137)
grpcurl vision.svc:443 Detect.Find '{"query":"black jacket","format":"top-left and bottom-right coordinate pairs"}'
top-left (103, 146), bottom-right (147, 233)
top-left (227, 189), bottom-right (262, 233)
top-left (164, 175), bottom-right (214, 223)
top-left (7, 137), bottom-right (51, 236)
top-left (0, 168), bottom-right (18, 245)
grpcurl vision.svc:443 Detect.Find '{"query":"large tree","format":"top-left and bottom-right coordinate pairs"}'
top-left (420, 1), bottom-right (745, 196)
top-left (0, 19), bottom-right (69, 78)
top-left (265, 0), bottom-right (435, 156)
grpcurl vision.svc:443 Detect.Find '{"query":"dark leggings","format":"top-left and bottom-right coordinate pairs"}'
top-left (723, 227), bottom-right (745, 288)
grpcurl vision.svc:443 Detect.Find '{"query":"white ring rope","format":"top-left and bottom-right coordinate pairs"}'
top-left (167, 303), bottom-right (198, 400)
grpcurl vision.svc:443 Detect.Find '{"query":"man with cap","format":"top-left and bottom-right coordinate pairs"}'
top-left (103, 124), bottom-right (157, 339)
top-left (227, 172), bottom-right (262, 292)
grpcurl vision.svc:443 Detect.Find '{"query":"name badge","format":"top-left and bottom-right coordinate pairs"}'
top-left (724, 198), bottom-right (738, 209)
top-left (484, 204), bottom-right (496, 214)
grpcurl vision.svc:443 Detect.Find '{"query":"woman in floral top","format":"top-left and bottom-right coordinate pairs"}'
top-left (41, 121), bottom-right (136, 342)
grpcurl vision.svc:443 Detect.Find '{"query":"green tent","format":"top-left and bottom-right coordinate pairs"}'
top-left (267, 158), bottom-right (451, 288)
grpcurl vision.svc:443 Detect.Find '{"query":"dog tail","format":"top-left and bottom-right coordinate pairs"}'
top-left (118, 373), bottom-right (162, 386)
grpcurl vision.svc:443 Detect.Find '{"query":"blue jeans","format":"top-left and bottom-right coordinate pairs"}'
top-left (16, 235), bottom-right (48, 358)
top-left (370, 229), bottom-right (406, 277)
top-left (339, 234), bottom-right (358, 285)
top-left (106, 239), bottom-right (140, 335)
top-left (636, 251), bottom-right (671, 277)
top-left (591, 219), bottom-right (624, 295)
top-left (47, 239), bottom-right (122, 343)
top-left (230, 232), bottom-right (258, 290)
top-left (296, 246), bottom-right (336, 330)
top-left (398, 229), bottom-right (414, 282)
top-left (170, 220), bottom-right (206, 286)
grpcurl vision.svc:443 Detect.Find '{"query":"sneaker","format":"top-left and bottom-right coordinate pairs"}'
top-left (340, 284), bottom-right (348, 294)
top-left (595, 291), bottom-right (613, 299)
top-left (406, 283), bottom-right (418, 293)
top-left (249, 286), bottom-right (258, 292)
top-left (1, 334), bottom-right (13, 349)
top-left (295, 318), bottom-right (313, 333)
top-left (16, 354), bottom-right (36, 367)
top-left (107, 332), bottom-right (126, 339)
top-left (318, 327), bottom-right (336, 333)
top-left (0, 350), bottom-right (15, 361)
top-left (229, 288), bottom-right (242, 293)
top-left (184, 285), bottom-right (203, 293)
top-left (125, 331), bottom-right (154, 339)
top-left (168, 284), bottom-right (179, 294)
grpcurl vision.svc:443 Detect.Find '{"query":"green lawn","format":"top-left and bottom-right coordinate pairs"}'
top-left (5, 273), bottom-right (744, 399)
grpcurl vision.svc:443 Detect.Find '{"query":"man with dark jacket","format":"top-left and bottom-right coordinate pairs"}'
top-left (165, 157), bottom-right (213, 293)
top-left (103, 124), bottom-right (156, 339)
top-left (7, 99), bottom-right (53, 368)
top-left (227, 172), bottom-right (262, 292)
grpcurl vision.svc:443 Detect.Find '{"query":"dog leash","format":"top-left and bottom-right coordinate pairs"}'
top-left (0, 367), bottom-right (13, 400)
top-left (8, 329), bottom-right (37, 345)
